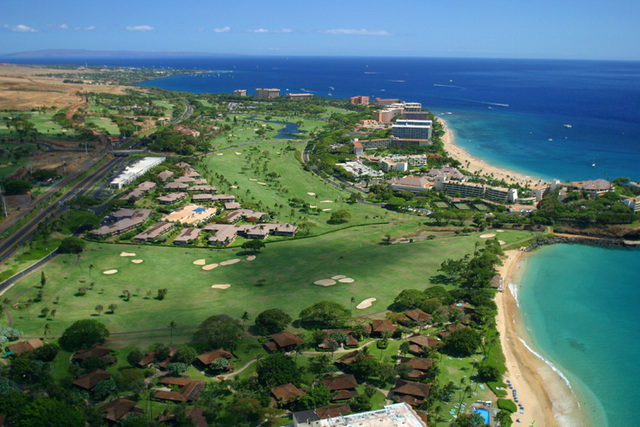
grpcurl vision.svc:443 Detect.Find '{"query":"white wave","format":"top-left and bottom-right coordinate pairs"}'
top-left (388, 79), bottom-right (405, 83)
top-left (364, 71), bottom-right (379, 74)
top-left (518, 337), bottom-right (574, 391)
top-left (508, 281), bottom-right (519, 307)
top-left (434, 83), bottom-right (464, 89)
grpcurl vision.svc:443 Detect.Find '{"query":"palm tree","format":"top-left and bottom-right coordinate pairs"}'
top-left (169, 321), bottom-right (177, 343)
top-left (241, 312), bottom-right (250, 328)
top-left (43, 323), bottom-right (51, 339)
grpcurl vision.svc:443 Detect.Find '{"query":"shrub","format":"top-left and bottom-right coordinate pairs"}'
top-left (497, 398), bottom-right (518, 413)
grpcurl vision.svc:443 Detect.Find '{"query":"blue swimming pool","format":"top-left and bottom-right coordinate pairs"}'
top-left (193, 208), bottom-right (205, 213)
top-left (473, 408), bottom-right (491, 425)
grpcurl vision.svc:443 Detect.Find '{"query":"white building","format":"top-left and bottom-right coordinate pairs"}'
top-left (110, 157), bottom-right (165, 190)
top-left (293, 403), bottom-right (426, 427)
top-left (392, 119), bottom-right (433, 140)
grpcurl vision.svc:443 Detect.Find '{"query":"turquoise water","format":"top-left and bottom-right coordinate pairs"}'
top-left (518, 244), bottom-right (640, 427)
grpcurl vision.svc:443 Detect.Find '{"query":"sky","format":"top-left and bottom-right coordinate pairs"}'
top-left (2, 0), bottom-right (639, 60)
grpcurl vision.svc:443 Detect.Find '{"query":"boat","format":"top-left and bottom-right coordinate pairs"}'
top-left (564, 124), bottom-right (573, 128)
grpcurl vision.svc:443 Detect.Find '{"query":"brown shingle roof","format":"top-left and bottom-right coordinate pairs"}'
top-left (370, 319), bottom-right (397, 333)
top-left (73, 369), bottom-right (113, 391)
top-left (336, 349), bottom-right (372, 366)
top-left (271, 383), bottom-right (305, 403)
top-left (270, 332), bottom-right (304, 348)
top-left (196, 349), bottom-right (233, 366)
top-left (407, 334), bottom-right (440, 348)
top-left (404, 308), bottom-right (432, 322)
top-left (315, 404), bottom-right (352, 419)
top-left (157, 377), bottom-right (205, 402)
top-left (392, 379), bottom-right (431, 399)
top-left (7, 338), bottom-right (43, 355)
top-left (98, 398), bottom-right (142, 422)
top-left (73, 345), bottom-right (113, 362)
top-left (322, 374), bottom-right (358, 391)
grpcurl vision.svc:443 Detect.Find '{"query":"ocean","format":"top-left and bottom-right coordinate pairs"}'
top-left (517, 244), bottom-right (640, 427)
top-left (8, 55), bottom-right (640, 425)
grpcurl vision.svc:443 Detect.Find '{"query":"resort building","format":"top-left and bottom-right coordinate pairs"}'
top-left (134, 222), bottom-right (174, 242)
top-left (529, 184), bottom-right (551, 202)
top-left (173, 227), bottom-right (202, 245)
top-left (164, 181), bottom-right (189, 191)
top-left (388, 176), bottom-right (432, 193)
top-left (380, 158), bottom-right (409, 172)
top-left (188, 184), bottom-right (218, 193)
top-left (191, 194), bottom-right (215, 203)
top-left (293, 403), bottom-right (426, 427)
top-left (158, 170), bottom-right (174, 182)
top-left (403, 102), bottom-right (422, 112)
top-left (375, 98), bottom-right (401, 106)
top-left (162, 205), bottom-right (217, 225)
top-left (233, 89), bottom-right (247, 96)
top-left (256, 88), bottom-right (280, 98)
top-left (156, 192), bottom-right (187, 205)
top-left (622, 196), bottom-right (640, 213)
top-left (391, 120), bottom-right (433, 140)
top-left (350, 95), bottom-right (370, 105)
top-left (205, 224), bottom-right (238, 246)
top-left (337, 161), bottom-right (385, 178)
top-left (427, 166), bottom-right (464, 181)
top-left (120, 181), bottom-right (156, 201)
top-left (380, 154), bottom-right (428, 169)
top-left (289, 93), bottom-right (314, 100)
top-left (570, 179), bottom-right (613, 196)
top-left (352, 140), bottom-right (364, 157)
top-left (90, 209), bottom-right (152, 238)
top-left (110, 157), bottom-right (165, 189)
top-left (403, 110), bottom-right (429, 121)
top-left (374, 107), bottom-right (403, 123)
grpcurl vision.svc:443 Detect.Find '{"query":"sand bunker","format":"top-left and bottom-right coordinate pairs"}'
top-left (211, 284), bottom-right (231, 289)
top-left (332, 275), bottom-right (346, 280)
top-left (103, 270), bottom-right (118, 275)
top-left (499, 240), bottom-right (506, 245)
top-left (480, 233), bottom-right (496, 238)
top-left (496, 229), bottom-right (504, 233)
top-left (307, 192), bottom-right (316, 196)
top-left (120, 252), bottom-right (136, 257)
top-left (320, 200), bottom-right (333, 203)
top-left (235, 152), bottom-right (242, 155)
top-left (339, 278), bottom-right (355, 283)
top-left (220, 259), bottom-right (241, 266)
top-left (322, 208), bottom-right (332, 212)
top-left (216, 153), bottom-right (224, 156)
top-left (310, 205), bottom-right (317, 208)
top-left (202, 264), bottom-right (219, 270)
top-left (230, 185), bottom-right (238, 189)
top-left (193, 259), bottom-right (206, 265)
top-left (249, 178), bottom-right (257, 181)
top-left (357, 298), bottom-right (377, 309)
top-left (131, 259), bottom-right (143, 264)
top-left (247, 255), bottom-right (256, 261)
top-left (314, 279), bottom-right (337, 286)
top-left (257, 182), bottom-right (267, 185)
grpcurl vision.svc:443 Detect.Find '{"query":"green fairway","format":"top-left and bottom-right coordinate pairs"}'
top-left (1, 228), bottom-right (534, 338)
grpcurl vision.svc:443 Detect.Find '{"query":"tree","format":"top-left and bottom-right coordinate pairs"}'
top-left (108, 303), bottom-right (117, 314)
top-left (241, 239), bottom-right (265, 254)
top-left (174, 345), bottom-right (197, 365)
top-left (58, 237), bottom-right (85, 254)
top-left (40, 307), bottom-right (50, 318)
top-left (166, 363), bottom-right (189, 376)
top-left (299, 300), bottom-right (351, 328)
top-left (169, 320), bottom-right (177, 343)
top-left (210, 357), bottom-right (230, 371)
top-left (255, 308), bottom-right (292, 335)
top-left (444, 328), bottom-right (482, 357)
top-left (194, 314), bottom-right (243, 352)
top-left (59, 319), bottom-right (110, 351)
top-left (33, 343), bottom-right (59, 362)
top-left (300, 385), bottom-right (332, 409)
top-left (94, 305), bottom-right (104, 316)
top-left (127, 349), bottom-right (144, 366)
top-left (256, 352), bottom-right (301, 387)
top-left (40, 271), bottom-right (46, 288)
top-left (241, 311), bottom-right (251, 328)
top-left (93, 378), bottom-right (116, 400)
top-left (3, 179), bottom-right (33, 195)
top-left (328, 209), bottom-right (351, 224)
top-left (156, 288), bottom-right (168, 300)
top-left (15, 397), bottom-right (87, 427)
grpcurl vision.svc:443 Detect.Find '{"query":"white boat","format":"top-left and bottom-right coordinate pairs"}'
top-left (564, 124), bottom-right (573, 128)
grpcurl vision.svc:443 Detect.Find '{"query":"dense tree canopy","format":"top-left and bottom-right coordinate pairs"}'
top-left (59, 319), bottom-right (110, 351)
top-left (299, 300), bottom-right (351, 328)
top-left (194, 314), bottom-right (243, 352)
top-left (444, 328), bottom-right (482, 357)
top-left (254, 308), bottom-right (292, 335)
top-left (57, 237), bottom-right (86, 254)
top-left (256, 352), bottom-right (301, 387)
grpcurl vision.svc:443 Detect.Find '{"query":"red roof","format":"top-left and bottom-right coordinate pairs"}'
top-left (196, 349), bottom-right (232, 366)
top-left (271, 383), bottom-right (305, 403)
top-left (322, 374), bottom-right (358, 391)
top-left (73, 369), bottom-right (113, 391)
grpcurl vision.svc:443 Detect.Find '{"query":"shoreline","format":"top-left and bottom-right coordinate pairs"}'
top-left (496, 250), bottom-right (590, 426)
top-left (438, 117), bottom-right (544, 187)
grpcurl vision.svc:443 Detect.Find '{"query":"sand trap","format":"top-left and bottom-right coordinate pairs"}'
top-left (131, 259), bottom-right (143, 264)
top-left (310, 205), bottom-right (317, 208)
top-left (249, 178), bottom-right (257, 181)
top-left (322, 208), bottom-right (332, 212)
top-left (220, 259), bottom-right (241, 266)
top-left (339, 278), bottom-right (355, 283)
top-left (247, 255), bottom-right (256, 261)
top-left (480, 233), bottom-right (496, 238)
top-left (307, 192), bottom-right (316, 196)
top-left (211, 284), bottom-right (231, 289)
top-left (332, 275), bottom-right (346, 280)
top-left (357, 298), bottom-right (377, 309)
top-left (496, 229), bottom-right (504, 233)
top-left (230, 185), bottom-right (238, 189)
top-left (235, 152), bottom-right (242, 155)
top-left (314, 279), bottom-right (337, 286)
top-left (202, 264), bottom-right (219, 270)
top-left (216, 153), bottom-right (224, 156)
top-left (103, 270), bottom-right (118, 275)
top-left (320, 200), bottom-right (333, 203)
top-left (193, 259), bottom-right (206, 265)
top-left (257, 182), bottom-right (267, 185)
top-left (120, 252), bottom-right (136, 257)
top-left (499, 240), bottom-right (506, 245)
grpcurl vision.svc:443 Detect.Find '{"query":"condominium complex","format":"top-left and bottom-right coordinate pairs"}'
top-left (110, 157), bottom-right (165, 190)
top-left (256, 88), bottom-right (280, 98)
top-left (350, 95), bottom-right (370, 105)
top-left (392, 120), bottom-right (433, 140)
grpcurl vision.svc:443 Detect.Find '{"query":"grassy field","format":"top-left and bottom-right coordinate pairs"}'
top-left (85, 116), bottom-right (119, 135)
top-left (2, 227), bottom-right (534, 339)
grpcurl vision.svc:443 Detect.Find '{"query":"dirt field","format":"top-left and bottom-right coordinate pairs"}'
top-left (0, 63), bottom-right (130, 111)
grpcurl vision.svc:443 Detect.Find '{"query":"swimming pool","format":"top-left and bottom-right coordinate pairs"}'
top-left (473, 408), bottom-right (491, 425)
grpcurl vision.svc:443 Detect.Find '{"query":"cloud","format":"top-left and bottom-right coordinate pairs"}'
top-left (275, 28), bottom-right (293, 33)
top-left (3, 24), bottom-right (38, 33)
top-left (213, 26), bottom-right (231, 33)
top-left (126, 25), bottom-right (154, 32)
top-left (248, 28), bottom-right (269, 33)
top-left (75, 26), bottom-right (96, 31)
top-left (322, 28), bottom-right (391, 36)
top-left (59, 24), bottom-right (68, 29)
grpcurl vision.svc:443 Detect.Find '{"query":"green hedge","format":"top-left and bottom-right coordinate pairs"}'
top-left (497, 398), bottom-right (518, 413)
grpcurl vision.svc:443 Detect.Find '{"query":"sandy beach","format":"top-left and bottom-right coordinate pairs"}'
top-left (496, 250), bottom-right (589, 426)
top-left (440, 118), bottom-right (543, 187)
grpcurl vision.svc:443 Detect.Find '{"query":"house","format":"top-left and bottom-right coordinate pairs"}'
top-left (273, 223), bottom-right (298, 236)
top-left (156, 192), bottom-right (188, 205)
top-left (165, 182), bottom-right (189, 191)
top-left (399, 357), bottom-right (434, 380)
top-left (490, 275), bottom-right (504, 292)
top-left (224, 201), bottom-right (242, 210)
top-left (139, 345), bottom-right (180, 369)
top-left (158, 170), bottom-right (174, 182)
top-left (322, 374), bottom-right (359, 401)
top-left (335, 349), bottom-right (373, 368)
top-left (365, 319), bottom-right (397, 336)
top-left (404, 308), bottom-right (433, 323)
top-left (192, 194), bottom-right (215, 203)
top-left (7, 338), bottom-right (44, 355)
top-left (271, 383), bottom-right (305, 407)
top-left (317, 330), bottom-right (359, 349)
top-left (73, 369), bottom-right (113, 391)
top-left (205, 224), bottom-right (238, 246)
top-left (134, 222), bottom-right (174, 242)
top-left (72, 346), bottom-right (116, 365)
top-left (264, 332), bottom-right (304, 352)
top-left (155, 377), bottom-right (206, 402)
top-left (293, 404), bottom-right (352, 425)
top-left (173, 227), bottom-right (201, 245)
top-left (188, 184), bottom-right (218, 193)
top-left (407, 334), bottom-right (441, 355)
top-left (390, 379), bottom-right (431, 407)
top-left (174, 176), bottom-right (196, 183)
top-left (622, 196), bottom-right (640, 213)
top-left (98, 398), bottom-right (144, 423)
top-left (437, 323), bottom-right (469, 339)
top-left (90, 209), bottom-right (152, 238)
top-left (196, 349), bottom-right (233, 370)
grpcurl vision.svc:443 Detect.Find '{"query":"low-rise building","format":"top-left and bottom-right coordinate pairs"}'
top-left (374, 107), bottom-right (402, 123)
top-left (110, 157), bottom-right (165, 189)
top-left (289, 93), bottom-right (314, 99)
top-left (337, 161), bottom-right (385, 178)
top-left (165, 182), bottom-right (189, 191)
top-left (156, 192), bottom-right (188, 205)
top-left (90, 209), bottom-right (152, 237)
top-left (388, 176), bottom-right (432, 193)
top-left (233, 89), bottom-right (247, 96)
top-left (380, 158), bottom-right (409, 172)
top-left (162, 205), bottom-right (217, 225)
top-left (134, 221), bottom-right (174, 242)
top-left (188, 184), bottom-right (218, 193)
top-left (264, 332), bottom-right (304, 352)
top-left (622, 196), bottom-right (640, 213)
top-left (158, 170), bottom-right (174, 182)
top-left (570, 179), bottom-right (613, 196)
top-left (173, 227), bottom-right (202, 245)
top-left (390, 379), bottom-right (431, 407)
top-left (256, 88), bottom-right (280, 98)
top-left (293, 403), bottom-right (426, 427)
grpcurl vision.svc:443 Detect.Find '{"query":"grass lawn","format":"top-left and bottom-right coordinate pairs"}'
top-left (86, 116), bottom-right (120, 135)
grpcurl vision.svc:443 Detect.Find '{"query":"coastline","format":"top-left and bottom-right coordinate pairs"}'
top-left (496, 250), bottom-right (590, 426)
top-left (439, 117), bottom-right (543, 187)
